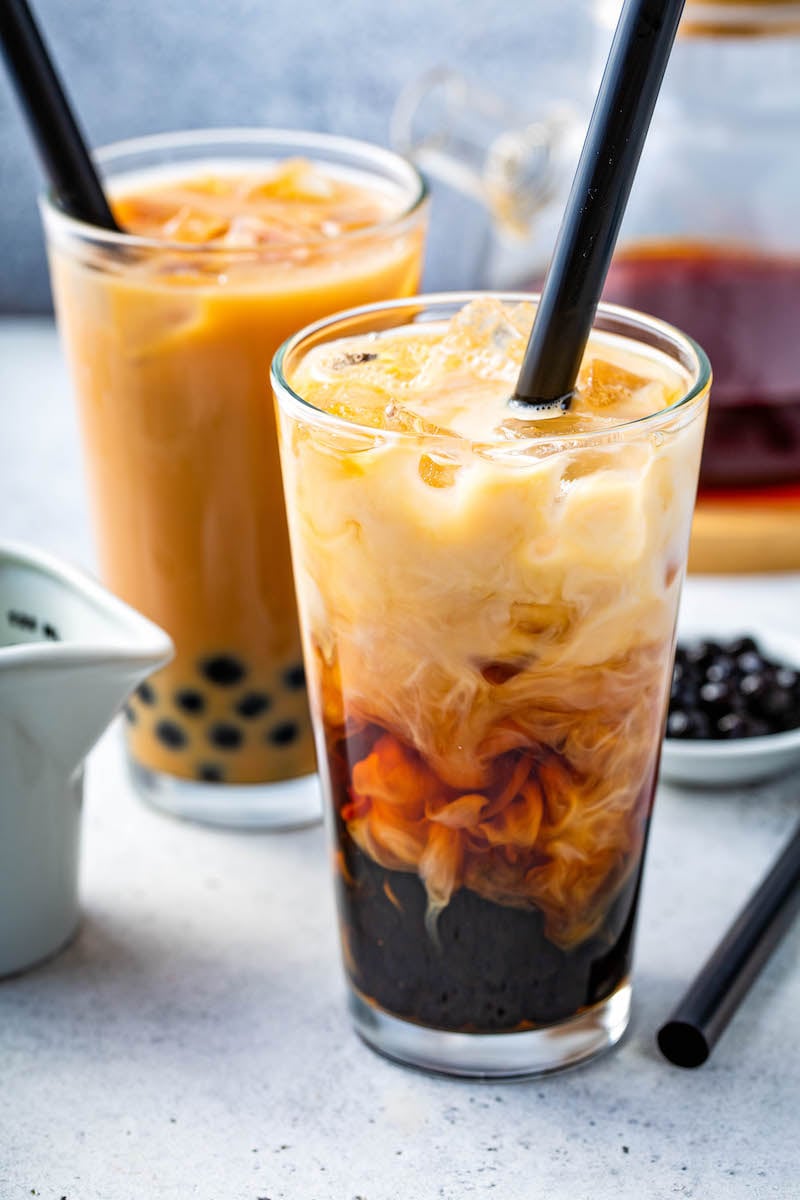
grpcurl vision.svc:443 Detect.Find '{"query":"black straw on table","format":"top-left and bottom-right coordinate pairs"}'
top-left (513, 0), bottom-right (686, 410)
top-left (658, 821), bottom-right (800, 1069)
top-left (0, 0), bottom-right (120, 230)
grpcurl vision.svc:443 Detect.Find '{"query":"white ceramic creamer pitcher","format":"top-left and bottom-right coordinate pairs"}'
top-left (0, 541), bottom-right (172, 977)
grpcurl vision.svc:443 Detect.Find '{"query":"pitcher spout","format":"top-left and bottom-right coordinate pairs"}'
top-left (0, 542), bottom-right (172, 774)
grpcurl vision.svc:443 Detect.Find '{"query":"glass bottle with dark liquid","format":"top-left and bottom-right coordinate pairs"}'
top-left (605, 241), bottom-right (800, 492)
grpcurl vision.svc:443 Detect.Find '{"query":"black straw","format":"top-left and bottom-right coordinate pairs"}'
top-left (658, 821), bottom-right (800, 1069)
top-left (0, 0), bottom-right (119, 230)
top-left (513, 0), bottom-right (685, 409)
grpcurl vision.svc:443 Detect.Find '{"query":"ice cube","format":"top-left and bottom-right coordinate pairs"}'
top-left (301, 334), bottom-right (438, 391)
top-left (245, 158), bottom-right (337, 203)
top-left (384, 403), bottom-right (458, 437)
top-left (417, 452), bottom-right (461, 487)
top-left (112, 193), bottom-right (184, 238)
top-left (413, 298), bottom-right (533, 390)
top-left (578, 358), bottom-right (668, 420)
top-left (493, 411), bottom-right (620, 442)
top-left (322, 199), bottom-right (393, 232)
top-left (161, 205), bottom-right (229, 243)
top-left (312, 382), bottom-right (391, 428)
top-left (222, 214), bottom-right (319, 248)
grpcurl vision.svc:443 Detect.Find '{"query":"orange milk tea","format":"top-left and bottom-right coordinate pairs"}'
top-left (46, 157), bottom-right (426, 789)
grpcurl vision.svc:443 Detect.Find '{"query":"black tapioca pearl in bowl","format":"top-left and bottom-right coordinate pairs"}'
top-left (208, 722), bottom-right (244, 751)
top-left (235, 691), bottom-right (272, 719)
top-left (268, 720), bottom-right (299, 747)
top-left (198, 763), bottom-right (225, 783)
top-left (199, 655), bottom-right (246, 687)
top-left (136, 681), bottom-right (157, 705)
top-left (155, 719), bottom-right (188, 750)
top-left (670, 635), bottom-right (800, 740)
top-left (282, 663), bottom-right (306, 692)
top-left (175, 687), bottom-right (206, 716)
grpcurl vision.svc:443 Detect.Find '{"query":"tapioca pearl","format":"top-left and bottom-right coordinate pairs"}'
top-left (137, 681), bottom-right (157, 705)
top-left (268, 720), bottom-right (299, 747)
top-left (208, 722), bottom-right (243, 751)
top-left (123, 704), bottom-right (137, 725)
top-left (282, 663), bottom-right (306, 691)
top-left (198, 763), bottom-right (224, 783)
top-left (235, 691), bottom-right (272, 719)
top-left (155, 719), bottom-right (188, 750)
top-left (200, 655), bottom-right (247, 687)
top-left (175, 687), bottom-right (206, 716)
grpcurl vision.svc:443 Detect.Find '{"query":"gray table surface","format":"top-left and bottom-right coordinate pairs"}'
top-left (1, 318), bottom-right (799, 1200)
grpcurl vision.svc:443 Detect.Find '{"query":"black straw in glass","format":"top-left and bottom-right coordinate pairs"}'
top-left (513, 0), bottom-right (685, 409)
top-left (0, 0), bottom-right (119, 230)
top-left (658, 821), bottom-right (800, 1069)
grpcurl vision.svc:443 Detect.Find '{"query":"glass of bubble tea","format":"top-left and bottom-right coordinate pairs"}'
top-left (41, 130), bottom-right (428, 829)
top-left (273, 292), bottom-right (709, 1076)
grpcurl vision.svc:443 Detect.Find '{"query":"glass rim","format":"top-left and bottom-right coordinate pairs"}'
top-left (271, 290), bottom-right (712, 449)
top-left (40, 126), bottom-right (429, 256)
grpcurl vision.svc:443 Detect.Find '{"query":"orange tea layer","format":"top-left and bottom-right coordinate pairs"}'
top-left (47, 158), bottom-right (425, 787)
top-left (110, 158), bottom-right (413, 279)
top-left (281, 299), bottom-right (705, 943)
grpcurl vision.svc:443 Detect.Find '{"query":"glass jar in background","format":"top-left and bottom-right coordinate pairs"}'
top-left (600, 0), bottom-right (800, 571)
top-left (391, 67), bottom-right (589, 292)
top-left (397, 2), bottom-right (800, 572)
top-left (391, 0), bottom-right (603, 292)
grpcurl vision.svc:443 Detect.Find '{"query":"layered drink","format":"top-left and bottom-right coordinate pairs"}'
top-left (42, 131), bottom-right (427, 825)
top-left (274, 294), bottom-right (709, 1074)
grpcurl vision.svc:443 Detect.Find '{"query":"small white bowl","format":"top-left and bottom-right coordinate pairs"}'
top-left (660, 628), bottom-right (800, 788)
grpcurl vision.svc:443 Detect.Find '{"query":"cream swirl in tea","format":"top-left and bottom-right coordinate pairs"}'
top-left (278, 298), bottom-right (707, 1030)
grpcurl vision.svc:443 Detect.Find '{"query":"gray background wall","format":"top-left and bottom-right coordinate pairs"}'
top-left (0, 0), bottom-right (594, 313)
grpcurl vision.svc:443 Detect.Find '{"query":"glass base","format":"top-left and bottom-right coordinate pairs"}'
top-left (128, 759), bottom-right (322, 830)
top-left (349, 979), bottom-right (631, 1078)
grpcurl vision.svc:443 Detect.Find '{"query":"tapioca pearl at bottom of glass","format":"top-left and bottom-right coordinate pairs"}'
top-left (175, 687), bottom-right (206, 716)
top-left (199, 655), bottom-right (247, 687)
top-left (155, 719), bottom-right (188, 750)
top-left (208, 722), bottom-right (244, 751)
top-left (282, 662), bottom-right (306, 692)
top-left (197, 763), bottom-right (225, 783)
top-left (136, 680), bottom-right (157, 705)
top-left (235, 691), bottom-right (272, 719)
top-left (267, 720), bottom-right (299, 747)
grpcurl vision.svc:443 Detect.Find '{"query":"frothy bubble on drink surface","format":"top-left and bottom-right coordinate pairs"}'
top-left (290, 297), bottom-right (689, 445)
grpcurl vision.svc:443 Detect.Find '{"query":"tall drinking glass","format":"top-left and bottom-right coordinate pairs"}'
top-left (41, 130), bottom-right (427, 828)
top-left (273, 293), bottom-right (709, 1076)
